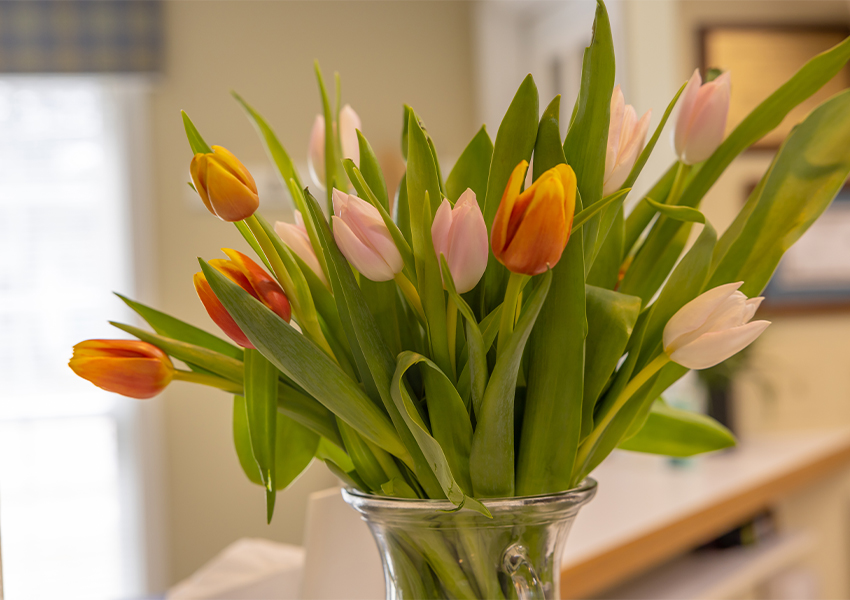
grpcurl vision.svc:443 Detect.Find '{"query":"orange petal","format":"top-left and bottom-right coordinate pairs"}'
top-left (222, 249), bottom-right (291, 322)
top-left (211, 145), bottom-right (257, 194)
top-left (190, 154), bottom-right (215, 215)
top-left (491, 161), bottom-right (529, 259)
top-left (193, 272), bottom-right (254, 348)
top-left (204, 159), bottom-right (259, 222)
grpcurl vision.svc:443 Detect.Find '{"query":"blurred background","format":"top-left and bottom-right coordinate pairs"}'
top-left (2, 1), bottom-right (850, 599)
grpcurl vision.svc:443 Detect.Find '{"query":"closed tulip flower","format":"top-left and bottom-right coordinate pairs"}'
top-left (275, 211), bottom-right (328, 287)
top-left (603, 86), bottom-right (651, 196)
top-left (190, 146), bottom-right (259, 222)
top-left (432, 189), bottom-right (488, 293)
top-left (69, 339), bottom-right (174, 399)
top-left (491, 161), bottom-right (577, 276)
top-left (663, 281), bottom-right (770, 370)
top-left (332, 189), bottom-right (403, 282)
top-left (194, 249), bottom-right (292, 348)
top-left (308, 105), bottom-right (361, 190)
top-left (674, 69), bottom-right (731, 165)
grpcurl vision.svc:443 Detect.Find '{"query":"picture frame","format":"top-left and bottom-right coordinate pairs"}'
top-left (701, 25), bottom-right (850, 149)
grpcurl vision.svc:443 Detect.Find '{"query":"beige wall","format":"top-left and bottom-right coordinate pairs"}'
top-left (148, 0), bottom-right (476, 586)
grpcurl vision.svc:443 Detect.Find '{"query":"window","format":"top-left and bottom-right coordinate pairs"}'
top-left (0, 77), bottom-right (148, 599)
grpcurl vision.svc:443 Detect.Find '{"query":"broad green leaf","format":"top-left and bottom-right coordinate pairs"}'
top-left (235, 220), bottom-right (274, 274)
top-left (277, 383), bottom-right (344, 450)
top-left (273, 411), bottom-right (320, 490)
top-left (315, 437), bottom-right (354, 473)
top-left (199, 260), bottom-right (408, 461)
top-left (586, 205), bottom-right (624, 289)
top-left (446, 126), bottom-right (493, 205)
top-left (356, 130), bottom-right (390, 210)
top-left (623, 164), bottom-right (677, 256)
top-left (380, 477), bottom-right (419, 499)
top-left (395, 171), bottom-right (412, 245)
top-left (323, 458), bottom-right (369, 492)
top-left (244, 348), bottom-right (279, 522)
top-left (471, 271), bottom-right (553, 498)
top-left (582, 285), bottom-right (641, 439)
top-left (709, 89), bottom-right (850, 297)
top-left (563, 0), bottom-right (615, 268)
top-left (181, 110), bottom-right (213, 154)
top-left (620, 219), bottom-right (693, 304)
top-left (406, 107), bottom-right (444, 216)
top-left (481, 75), bottom-right (539, 314)
top-left (516, 200), bottom-right (586, 496)
top-left (302, 193), bottom-right (445, 498)
top-left (338, 419), bottom-right (388, 492)
top-left (456, 305), bottom-right (502, 408)
top-left (391, 352), bottom-right (489, 515)
top-left (360, 279), bottom-right (403, 357)
top-left (644, 198), bottom-right (706, 223)
top-left (618, 401), bottom-right (735, 457)
top-left (572, 188), bottom-right (629, 231)
top-left (115, 293), bottom-right (243, 361)
top-left (233, 395), bottom-right (263, 486)
top-left (532, 95), bottom-right (566, 180)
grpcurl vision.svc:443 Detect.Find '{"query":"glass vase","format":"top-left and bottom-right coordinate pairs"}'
top-left (342, 479), bottom-right (597, 600)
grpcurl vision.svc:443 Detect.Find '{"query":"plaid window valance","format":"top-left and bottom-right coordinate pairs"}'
top-left (0, 1), bottom-right (163, 73)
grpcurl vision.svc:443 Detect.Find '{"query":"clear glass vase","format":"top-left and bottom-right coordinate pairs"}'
top-left (342, 479), bottom-right (597, 600)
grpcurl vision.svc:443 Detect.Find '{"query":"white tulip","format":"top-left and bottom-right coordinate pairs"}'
top-left (603, 86), bottom-right (651, 196)
top-left (663, 281), bottom-right (770, 370)
top-left (274, 211), bottom-right (328, 288)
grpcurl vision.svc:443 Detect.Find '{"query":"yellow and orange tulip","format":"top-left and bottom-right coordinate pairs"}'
top-left (69, 339), bottom-right (174, 399)
top-left (491, 161), bottom-right (577, 276)
top-left (194, 249), bottom-right (291, 348)
top-left (190, 145), bottom-right (259, 222)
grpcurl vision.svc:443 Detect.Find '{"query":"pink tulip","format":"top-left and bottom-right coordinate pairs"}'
top-left (663, 282), bottom-right (769, 370)
top-left (603, 86), bottom-right (651, 196)
top-left (332, 189), bottom-right (403, 282)
top-left (274, 211), bottom-right (329, 287)
top-left (431, 189), bottom-right (489, 293)
top-left (308, 105), bottom-right (362, 190)
top-left (674, 70), bottom-right (731, 165)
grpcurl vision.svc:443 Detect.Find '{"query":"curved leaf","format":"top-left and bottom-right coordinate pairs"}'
top-left (446, 126), bottom-right (493, 205)
top-left (618, 401), bottom-right (735, 457)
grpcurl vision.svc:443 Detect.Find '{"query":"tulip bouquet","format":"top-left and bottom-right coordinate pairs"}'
top-left (69, 3), bottom-right (850, 596)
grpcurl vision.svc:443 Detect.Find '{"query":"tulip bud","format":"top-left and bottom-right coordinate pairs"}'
top-left (331, 188), bottom-right (403, 282)
top-left (69, 339), bottom-right (174, 399)
top-left (190, 145), bottom-right (259, 222)
top-left (674, 69), bottom-right (731, 165)
top-left (603, 86), bottom-right (651, 196)
top-left (491, 161), bottom-right (577, 276)
top-left (432, 189), bottom-right (488, 293)
top-left (194, 249), bottom-right (292, 348)
top-left (274, 211), bottom-right (329, 288)
top-left (307, 105), bottom-right (362, 190)
top-left (663, 281), bottom-right (770, 370)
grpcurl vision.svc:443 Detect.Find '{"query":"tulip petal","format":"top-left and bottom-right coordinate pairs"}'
top-left (70, 356), bottom-right (172, 399)
top-left (446, 191), bottom-right (488, 293)
top-left (669, 320), bottom-right (770, 370)
top-left (663, 281), bottom-right (743, 352)
top-left (332, 216), bottom-right (396, 282)
top-left (194, 272), bottom-right (254, 348)
top-left (680, 74), bottom-right (731, 164)
top-left (501, 176), bottom-right (567, 275)
top-left (339, 105), bottom-right (362, 165)
top-left (211, 145), bottom-right (257, 194)
top-left (190, 154), bottom-right (215, 215)
top-left (275, 219), bottom-right (329, 287)
top-left (491, 161), bottom-right (528, 259)
top-left (605, 86), bottom-right (625, 183)
top-left (674, 69), bottom-right (702, 159)
top-left (308, 115), bottom-right (326, 190)
top-left (431, 198), bottom-right (454, 259)
top-left (222, 249), bottom-right (291, 323)
top-left (203, 159), bottom-right (260, 222)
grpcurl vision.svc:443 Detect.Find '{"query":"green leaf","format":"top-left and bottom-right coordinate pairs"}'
top-left (244, 348), bottom-right (279, 522)
top-left (277, 383), bottom-right (344, 450)
top-left (273, 411), bottom-right (320, 490)
top-left (338, 419), bottom-right (388, 492)
top-left (563, 0), bottom-right (615, 268)
top-left (315, 61), bottom-right (345, 213)
top-left (360, 279), bottom-right (403, 357)
top-left (516, 199), bottom-right (586, 496)
top-left (395, 171), bottom-right (412, 245)
top-left (582, 285), bottom-right (641, 439)
top-left (356, 130), bottom-right (390, 210)
top-left (618, 401), bottom-right (736, 457)
top-left (302, 192), bottom-right (445, 498)
top-left (199, 260), bottom-right (408, 461)
top-left (572, 187), bottom-right (630, 232)
top-left (115, 293), bottom-right (243, 361)
top-left (644, 197), bottom-right (706, 223)
top-left (446, 126), bottom-right (493, 205)
top-left (709, 89), bottom-right (850, 297)
top-left (233, 395), bottom-right (264, 486)
top-left (532, 95), bottom-right (566, 180)
top-left (231, 91), bottom-right (303, 190)
top-left (623, 164), bottom-right (677, 256)
top-left (181, 110), bottom-right (213, 155)
top-left (391, 352), bottom-right (489, 516)
top-left (586, 204), bottom-right (624, 289)
top-left (481, 75), bottom-right (539, 313)
top-left (471, 271), bottom-right (553, 498)
top-left (405, 107), bottom-right (444, 217)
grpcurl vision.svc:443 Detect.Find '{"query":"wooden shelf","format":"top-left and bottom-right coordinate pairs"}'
top-left (560, 429), bottom-right (850, 599)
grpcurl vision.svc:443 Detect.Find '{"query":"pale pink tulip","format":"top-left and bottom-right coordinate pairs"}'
top-left (307, 105), bottom-right (362, 190)
top-left (275, 211), bottom-right (328, 288)
top-left (663, 282), bottom-right (769, 370)
top-left (603, 86), bottom-right (651, 196)
top-left (673, 70), bottom-right (731, 165)
top-left (432, 189), bottom-right (489, 293)
top-left (332, 189), bottom-right (403, 282)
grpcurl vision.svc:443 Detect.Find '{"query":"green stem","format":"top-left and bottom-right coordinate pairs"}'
top-left (446, 295), bottom-right (458, 381)
top-left (575, 353), bottom-right (671, 471)
top-left (665, 161), bottom-right (691, 206)
top-left (394, 272), bottom-right (426, 323)
top-left (497, 272), bottom-right (529, 357)
top-left (173, 369), bottom-right (243, 393)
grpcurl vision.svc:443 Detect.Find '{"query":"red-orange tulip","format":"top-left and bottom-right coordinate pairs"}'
top-left (190, 145), bottom-right (259, 222)
top-left (194, 249), bottom-right (291, 348)
top-left (491, 161), bottom-right (577, 276)
top-left (69, 339), bottom-right (174, 399)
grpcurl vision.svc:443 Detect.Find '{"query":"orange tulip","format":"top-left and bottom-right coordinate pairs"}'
top-left (491, 161), bottom-right (577, 276)
top-left (69, 339), bottom-right (174, 399)
top-left (190, 145), bottom-right (259, 222)
top-left (194, 249), bottom-right (291, 348)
